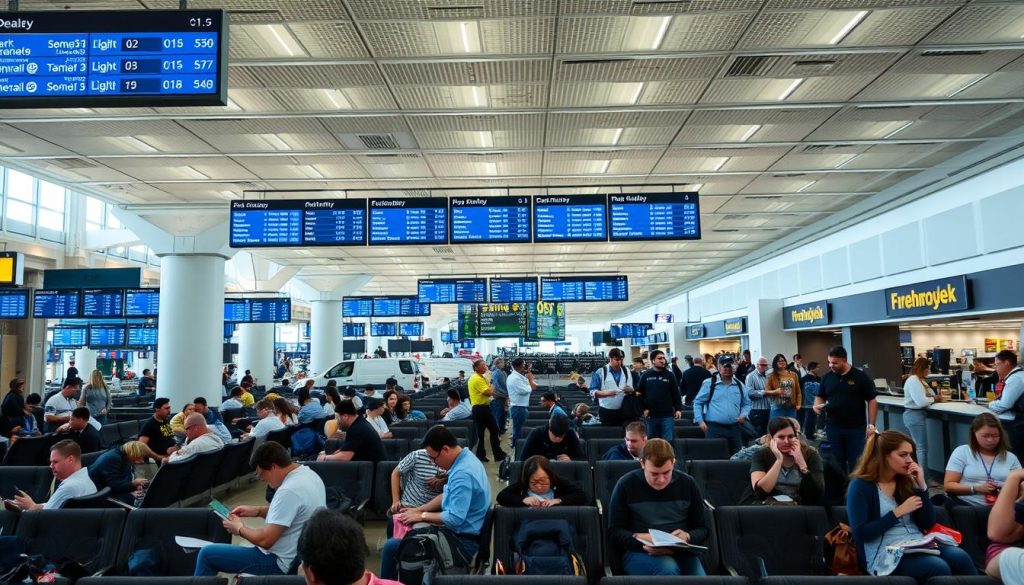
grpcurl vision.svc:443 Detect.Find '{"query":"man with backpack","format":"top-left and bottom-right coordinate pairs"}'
top-left (635, 350), bottom-right (682, 441)
top-left (692, 355), bottom-right (751, 455)
top-left (588, 348), bottom-right (637, 427)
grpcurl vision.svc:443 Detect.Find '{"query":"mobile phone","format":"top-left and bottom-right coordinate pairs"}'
top-left (208, 499), bottom-right (232, 521)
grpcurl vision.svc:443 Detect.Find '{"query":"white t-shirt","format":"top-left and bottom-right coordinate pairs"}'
top-left (263, 465), bottom-right (326, 572)
top-left (322, 402), bottom-right (335, 416)
top-left (367, 415), bottom-right (389, 436)
top-left (251, 415), bottom-right (285, 438)
top-left (45, 466), bottom-right (97, 510)
top-left (44, 393), bottom-right (77, 420)
top-left (945, 444), bottom-right (1022, 506)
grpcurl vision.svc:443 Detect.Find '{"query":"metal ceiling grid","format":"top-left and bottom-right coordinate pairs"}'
top-left (231, 64), bottom-right (389, 89)
top-left (344, 0), bottom-right (559, 20)
top-left (391, 84), bottom-right (549, 110)
top-left (922, 4), bottom-right (1024, 44)
top-left (382, 60), bottom-right (550, 86)
top-left (560, 0), bottom-right (763, 15)
top-left (422, 151), bottom-right (543, 177)
top-left (556, 14), bottom-right (756, 54)
top-left (545, 111), bottom-right (690, 146)
top-left (406, 113), bottom-right (546, 149)
top-left (359, 19), bottom-right (555, 57)
top-left (190, 0), bottom-right (352, 22)
top-left (736, 7), bottom-right (957, 48)
top-left (99, 157), bottom-right (259, 182)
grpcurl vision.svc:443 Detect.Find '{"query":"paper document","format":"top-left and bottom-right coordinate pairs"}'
top-left (637, 529), bottom-right (708, 551)
top-left (887, 532), bottom-right (957, 554)
top-left (175, 536), bottom-right (216, 550)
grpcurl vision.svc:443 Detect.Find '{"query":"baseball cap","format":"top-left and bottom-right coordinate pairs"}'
top-left (717, 355), bottom-right (735, 367)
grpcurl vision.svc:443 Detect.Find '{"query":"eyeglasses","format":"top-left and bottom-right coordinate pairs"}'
top-left (427, 447), bottom-right (445, 462)
top-left (528, 477), bottom-right (551, 487)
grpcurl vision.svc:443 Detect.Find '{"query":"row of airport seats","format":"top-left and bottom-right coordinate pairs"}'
top-left (514, 436), bottom-right (730, 464)
top-left (67, 577), bottom-right (1003, 585)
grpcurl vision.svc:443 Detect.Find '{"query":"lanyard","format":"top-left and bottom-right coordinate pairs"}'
top-left (979, 453), bottom-right (997, 482)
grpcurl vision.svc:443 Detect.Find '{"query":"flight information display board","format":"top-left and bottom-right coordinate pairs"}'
top-left (342, 323), bottom-right (365, 338)
top-left (608, 192), bottom-right (700, 241)
top-left (399, 322), bottom-right (423, 337)
top-left (127, 323), bottom-right (157, 349)
top-left (526, 301), bottom-right (566, 340)
top-left (610, 323), bottom-right (652, 338)
top-left (342, 297), bottom-right (373, 318)
top-left (302, 199), bottom-right (367, 246)
top-left (418, 278), bottom-right (487, 304)
top-left (250, 298), bottom-right (290, 323)
top-left (125, 287), bottom-right (159, 317)
top-left (399, 297), bottom-right (431, 317)
top-left (540, 275), bottom-right (629, 302)
top-left (88, 324), bottom-right (126, 348)
top-left (0, 10), bottom-right (226, 108)
top-left (478, 303), bottom-right (528, 338)
top-left (449, 196), bottom-right (531, 243)
top-left (585, 275), bottom-right (629, 301)
top-left (372, 296), bottom-right (402, 317)
top-left (223, 299), bottom-right (250, 322)
top-left (440, 330), bottom-right (455, 343)
top-left (0, 288), bottom-right (29, 318)
top-left (369, 197), bottom-right (447, 245)
top-left (371, 322), bottom-right (396, 337)
top-left (230, 200), bottom-right (302, 247)
top-left (52, 326), bottom-right (87, 348)
top-left (533, 195), bottom-right (607, 242)
top-left (489, 277), bottom-right (538, 303)
top-left (539, 277), bottom-right (585, 302)
top-left (82, 288), bottom-right (124, 318)
top-left (33, 289), bottom-right (80, 318)
top-left (457, 304), bottom-right (479, 338)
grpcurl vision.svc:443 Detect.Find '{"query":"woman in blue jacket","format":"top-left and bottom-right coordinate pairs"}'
top-left (846, 430), bottom-right (975, 582)
top-left (87, 440), bottom-right (158, 504)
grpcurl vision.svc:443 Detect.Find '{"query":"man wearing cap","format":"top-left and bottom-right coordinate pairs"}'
top-left (520, 414), bottom-right (586, 462)
top-left (692, 355), bottom-right (750, 454)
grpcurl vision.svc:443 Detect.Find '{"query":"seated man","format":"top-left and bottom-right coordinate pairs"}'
top-left (540, 392), bottom-right (568, 418)
top-left (440, 389), bottom-right (472, 421)
top-left (44, 377), bottom-right (81, 433)
top-left (602, 421), bottom-right (648, 461)
top-left (520, 414), bottom-right (586, 462)
top-left (242, 398), bottom-right (285, 441)
top-left (138, 397), bottom-right (178, 457)
top-left (381, 425), bottom-right (490, 580)
top-left (13, 439), bottom-right (97, 510)
top-left (219, 386), bottom-right (245, 413)
top-left (193, 396), bottom-right (233, 443)
top-left (987, 467), bottom-right (1024, 582)
top-left (54, 406), bottom-right (103, 454)
top-left (298, 509), bottom-right (402, 585)
top-left (317, 400), bottom-right (386, 463)
top-left (167, 413), bottom-right (225, 463)
top-left (195, 441), bottom-right (326, 576)
top-left (607, 438), bottom-right (708, 576)
top-left (364, 397), bottom-right (392, 438)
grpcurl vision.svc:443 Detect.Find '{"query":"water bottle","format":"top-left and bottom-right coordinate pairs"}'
top-left (967, 385), bottom-right (976, 403)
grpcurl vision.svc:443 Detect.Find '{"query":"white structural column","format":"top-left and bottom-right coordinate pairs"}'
top-left (238, 322), bottom-right (275, 386)
top-left (745, 298), bottom-right (798, 362)
top-left (74, 348), bottom-right (98, 378)
top-left (135, 354), bottom-right (155, 376)
top-left (310, 300), bottom-right (341, 376)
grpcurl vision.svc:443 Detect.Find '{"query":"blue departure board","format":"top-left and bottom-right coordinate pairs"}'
top-left (0, 288), bottom-right (28, 318)
top-left (33, 289), bottom-right (80, 318)
top-left (0, 10), bottom-right (226, 108)
top-left (342, 323), bottom-right (365, 337)
top-left (52, 326), bottom-right (87, 348)
top-left (369, 197), bottom-right (448, 245)
top-left (250, 298), bottom-right (291, 323)
top-left (343, 297), bottom-right (373, 318)
top-left (127, 323), bottom-right (157, 349)
top-left (441, 330), bottom-right (454, 343)
top-left (418, 278), bottom-right (487, 304)
top-left (82, 288), bottom-right (124, 318)
top-left (399, 297), bottom-right (431, 317)
top-left (88, 324), bottom-right (126, 348)
top-left (223, 298), bottom-right (250, 322)
top-left (533, 195), bottom-right (607, 242)
top-left (230, 200), bottom-right (302, 248)
top-left (303, 199), bottom-right (367, 246)
top-left (540, 275), bottom-right (628, 302)
top-left (125, 287), bottom-right (159, 317)
top-left (372, 296), bottom-right (402, 317)
top-left (399, 322), bottom-right (423, 337)
top-left (585, 275), bottom-right (629, 301)
top-left (371, 322), bottom-right (396, 337)
top-left (610, 323), bottom-right (651, 338)
top-left (449, 196), bottom-right (531, 243)
top-left (608, 192), bottom-right (701, 241)
top-left (489, 277), bottom-right (538, 303)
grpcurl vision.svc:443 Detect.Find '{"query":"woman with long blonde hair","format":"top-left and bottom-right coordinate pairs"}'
top-left (79, 369), bottom-right (112, 425)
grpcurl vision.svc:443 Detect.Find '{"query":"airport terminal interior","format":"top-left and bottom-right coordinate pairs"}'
top-left (0, 0), bottom-right (1023, 584)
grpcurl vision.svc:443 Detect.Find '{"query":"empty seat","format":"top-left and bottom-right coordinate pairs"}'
top-left (690, 460), bottom-right (753, 508)
top-left (234, 577), bottom-right (306, 585)
top-left (580, 426), bottom-right (627, 441)
top-left (948, 505), bottom-right (991, 570)
top-left (759, 578), bottom-right (917, 585)
top-left (15, 509), bottom-right (126, 574)
top-left (212, 438), bottom-right (254, 493)
top-left (492, 506), bottom-right (603, 582)
top-left (587, 438), bottom-right (627, 464)
top-left (673, 439), bottom-right (731, 461)
top-left (0, 465), bottom-right (53, 503)
top-left (113, 509), bottom-right (231, 576)
top-left (372, 460), bottom-right (398, 515)
top-left (0, 508), bottom-right (17, 535)
top-left (304, 461), bottom-right (374, 512)
top-left (2, 435), bottom-right (53, 466)
top-left (508, 460), bottom-right (595, 505)
top-left (672, 426), bottom-right (707, 440)
top-left (601, 578), bottom-right (749, 585)
top-left (63, 486), bottom-right (113, 509)
top-left (381, 438), bottom-right (410, 461)
top-left (716, 506), bottom-right (832, 580)
top-left (79, 578), bottom-right (227, 585)
top-left (99, 425), bottom-right (122, 449)
top-left (180, 449), bottom-right (225, 503)
top-left (438, 577), bottom-right (586, 585)
top-left (264, 426), bottom-right (295, 451)
top-left (924, 578), bottom-right (1001, 585)
top-left (139, 455), bottom-right (196, 508)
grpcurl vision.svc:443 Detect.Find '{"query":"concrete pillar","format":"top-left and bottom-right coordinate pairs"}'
top-left (746, 299), bottom-right (798, 363)
top-left (74, 347), bottom-right (98, 378)
top-left (238, 322), bottom-right (275, 386)
top-left (311, 300), bottom-right (341, 376)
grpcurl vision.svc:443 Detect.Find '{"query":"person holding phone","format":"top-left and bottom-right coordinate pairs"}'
top-left (13, 439), bottom-right (96, 510)
top-left (747, 417), bottom-right (823, 505)
top-left (846, 431), bottom-right (976, 581)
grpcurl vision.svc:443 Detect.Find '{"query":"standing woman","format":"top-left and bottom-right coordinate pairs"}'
top-left (80, 369), bottom-right (113, 425)
top-left (846, 431), bottom-right (975, 581)
top-left (903, 357), bottom-right (937, 472)
top-left (766, 353), bottom-right (802, 421)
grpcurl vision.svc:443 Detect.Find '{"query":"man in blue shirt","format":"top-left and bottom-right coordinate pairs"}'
top-left (380, 425), bottom-right (490, 579)
top-left (692, 355), bottom-right (750, 454)
top-left (490, 357), bottom-right (509, 434)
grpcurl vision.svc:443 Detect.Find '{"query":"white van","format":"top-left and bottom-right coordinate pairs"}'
top-left (310, 358), bottom-right (422, 392)
top-left (417, 357), bottom-right (474, 384)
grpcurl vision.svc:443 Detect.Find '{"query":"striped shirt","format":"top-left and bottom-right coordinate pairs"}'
top-left (396, 449), bottom-right (445, 508)
top-left (745, 369), bottom-right (771, 411)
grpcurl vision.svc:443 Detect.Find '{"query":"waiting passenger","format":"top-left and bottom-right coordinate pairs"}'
top-left (394, 393), bottom-right (427, 422)
top-left (496, 454), bottom-right (586, 507)
top-left (273, 396), bottom-right (298, 426)
top-left (239, 380), bottom-right (256, 408)
top-left (986, 468), bottom-right (1024, 582)
top-left (607, 438), bottom-right (708, 576)
top-left (745, 417), bottom-right (823, 505)
top-left (847, 431), bottom-right (975, 581)
top-left (170, 402), bottom-right (196, 438)
top-left (79, 369), bottom-right (112, 425)
top-left (138, 397), bottom-right (178, 457)
top-left (766, 353), bottom-right (802, 421)
top-left (540, 391), bottom-right (568, 418)
top-left (382, 389), bottom-right (399, 426)
top-left (636, 350), bottom-right (683, 440)
top-left (219, 386), bottom-right (246, 413)
top-left (365, 397), bottom-right (392, 438)
top-left (167, 413), bottom-right (225, 463)
top-left (317, 400), bottom-right (385, 463)
top-left (243, 398), bottom-right (286, 441)
top-left (692, 355), bottom-right (751, 454)
top-left (944, 412), bottom-right (1021, 506)
top-left (44, 377), bottom-right (80, 432)
top-left (298, 509), bottom-right (402, 585)
top-left (441, 389), bottom-right (472, 421)
top-left (13, 440), bottom-right (97, 510)
top-left (520, 414), bottom-right (585, 462)
top-left (321, 386), bottom-right (342, 417)
top-left (389, 447), bottom-right (446, 516)
top-left (297, 387), bottom-right (325, 424)
top-left (88, 440), bottom-right (158, 504)
top-left (601, 421), bottom-right (648, 461)
top-left (53, 406), bottom-right (102, 454)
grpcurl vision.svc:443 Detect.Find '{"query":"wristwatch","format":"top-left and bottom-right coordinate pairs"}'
top-left (970, 485), bottom-right (976, 495)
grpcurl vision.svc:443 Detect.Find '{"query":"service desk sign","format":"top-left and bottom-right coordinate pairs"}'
top-left (784, 301), bottom-right (830, 328)
top-left (724, 317), bottom-right (746, 335)
top-left (686, 323), bottom-right (705, 340)
top-left (885, 275), bottom-right (969, 318)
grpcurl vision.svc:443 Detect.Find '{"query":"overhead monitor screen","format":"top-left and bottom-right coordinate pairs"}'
top-left (0, 288), bottom-right (29, 318)
top-left (342, 297), bottom-right (373, 318)
top-left (223, 298), bottom-right (250, 322)
top-left (125, 287), bottom-right (159, 317)
top-left (526, 301), bottom-right (566, 340)
top-left (608, 192), bottom-right (700, 241)
top-left (399, 322), bottom-right (423, 337)
top-left (250, 298), bottom-right (290, 323)
top-left (51, 325), bottom-right (87, 348)
top-left (418, 278), bottom-right (487, 304)
top-left (478, 303), bottom-right (528, 338)
top-left (302, 199), bottom-right (367, 246)
top-left (457, 304), bottom-right (479, 338)
top-left (82, 288), bottom-right (124, 318)
top-left (533, 194), bottom-right (607, 242)
top-left (0, 10), bottom-right (226, 108)
top-left (127, 323), bottom-right (157, 349)
top-left (88, 324), bottom-right (126, 348)
top-left (343, 339), bottom-right (366, 354)
top-left (440, 330), bottom-right (455, 343)
top-left (399, 297), bottom-right (430, 317)
top-left (489, 277), bottom-right (538, 303)
top-left (372, 296), bottom-right (402, 317)
top-left (33, 289), bottom-right (80, 318)
top-left (539, 276), bottom-right (586, 302)
top-left (368, 197), bottom-right (448, 245)
top-left (388, 338), bottom-right (411, 354)
top-left (449, 195), bottom-right (531, 243)
top-left (230, 200), bottom-right (302, 247)
top-left (610, 323), bottom-right (651, 338)
top-left (585, 275), bottom-right (629, 302)
top-left (371, 322), bottom-right (396, 337)
top-left (342, 323), bottom-right (365, 337)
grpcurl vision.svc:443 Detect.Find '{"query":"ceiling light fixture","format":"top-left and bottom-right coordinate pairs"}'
top-left (829, 11), bottom-right (869, 45)
top-left (778, 78), bottom-right (805, 101)
top-left (299, 165), bottom-right (324, 179)
top-left (610, 127), bottom-right (624, 145)
top-left (946, 74), bottom-right (988, 97)
top-left (596, 160), bottom-right (612, 174)
top-left (651, 16), bottom-right (673, 49)
top-left (263, 24), bottom-right (305, 57)
top-left (710, 157), bottom-right (729, 171)
top-left (689, 183), bottom-right (704, 192)
top-left (883, 121), bottom-right (914, 139)
top-left (477, 131), bottom-right (494, 148)
top-left (321, 89), bottom-right (351, 109)
top-left (628, 82), bottom-right (645, 105)
top-left (182, 166), bottom-right (209, 180)
top-left (119, 136), bottom-right (158, 153)
top-left (470, 86), bottom-right (486, 107)
top-left (834, 154), bottom-right (859, 169)
top-left (796, 180), bottom-right (817, 193)
top-left (258, 134), bottom-right (292, 151)
top-left (739, 124), bottom-right (762, 142)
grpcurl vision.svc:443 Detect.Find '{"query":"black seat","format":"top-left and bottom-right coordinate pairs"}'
top-left (381, 438), bottom-right (410, 461)
top-left (673, 439), bottom-right (731, 461)
top-left (99, 425), bottom-right (122, 449)
top-left (759, 578), bottom-right (918, 585)
top-left (716, 506), bottom-right (831, 580)
top-left (0, 465), bottom-right (53, 503)
top-left (603, 500), bottom-right (721, 576)
top-left (515, 438), bottom-right (587, 462)
top-left (600, 578), bottom-right (749, 585)
top-left (580, 426), bottom-right (627, 440)
top-left (830, 505), bottom-right (952, 529)
top-left (586, 438), bottom-right (626, 465)
top-left (81, 449), bottom-right (104, 468)
top-left (672, 426), bottom-right (707, 439)
top-left (181, 449), bottom-right (225, 503)
top-left (690, 460), bottom-right (753, 508)
top-left (113, 509), bottom-right (231, 576)
top-left (508, 460), bottom-right (594, 505)
top-left (594, 460), bottom-right (641, 512)
top-left (948, 505), bottom-right (991, 571)
top-left (373, 460), bottom-right (398, 516)
top-left (390, 426), bottom-right (427, 442)
top-left (63, 486), bottom-right (113, 509)
top-left (0, 508), bottom-right (18, 534)
top-left (493, 506), bottom-right (603, 583)
top-left (234, 576), bottom-right (306, 584)
top-left (438, 578), bottom-right (587, 585)
top-left (442, 420), bottom-right (476, 446)
top-left (924, 578), bottom-right (1001, 585)
top-left (264, 426), bottom-right (296, 451)
top-left (79, 578), bottom-right (228, 585)
top-left (304, 461), bottom-right (374, 512)
top-left (2, 435), bottom-right (53, 466)
top-left (117, 420), bottom-right (141, 443)
top-left (212, 438), bottom-right (254, 493)
top-left (15, 509), bottom-right (126, 574)
top-left (140, 455), bottom-right (196, 508)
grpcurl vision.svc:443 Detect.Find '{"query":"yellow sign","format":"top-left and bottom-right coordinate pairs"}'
top-left (0, 257), bottom-right (13, 284)
top-left (885, 276), bottom-right (968, 317)
top-left (791, 306), bottom-right (824, 323)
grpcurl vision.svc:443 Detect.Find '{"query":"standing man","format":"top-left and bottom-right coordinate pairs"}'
top-left (632, 358), bottom-right (647, 379)
top-left (636, 350), bottom-right (682, 441)
top-left (745, 357), bottom-right (771, 437)
top-left (589, 348), bottom-right (637, 427)
top-left (489, 357), bottom-right (509, 435)
top-left (735, 350), bottom-right (752, 383)
top-left (468, 359), bottom-right (507, 462)
top-left (507, 357), bottom-right (536, 451)
top-left (813, 346), bottom-right (878, 473)
top-left (680, 355), bottom-right (712, 407)
top-left (789, 353), bottom-right (808, 379)
top-left (988, 349), bottom-right (1024, 455)
top-left (44, 377), bottom-right (81, 432)
top-left (692, 355), bottom-right (750, 454)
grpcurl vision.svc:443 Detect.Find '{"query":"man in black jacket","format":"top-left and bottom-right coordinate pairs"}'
top-left (519, 414), bottom-right (585, 461)
top-left (53, 407), bottom-right (102, 454)
top-left (680, 356), bottom-right (711, 407)
top-left (637, 350), bottom-right (682, 441)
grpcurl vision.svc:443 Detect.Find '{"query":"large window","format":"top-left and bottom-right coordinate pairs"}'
top-left (37, 181), bottom-right (66, 237)
top-left (5, 169), bottom-right (35, 232)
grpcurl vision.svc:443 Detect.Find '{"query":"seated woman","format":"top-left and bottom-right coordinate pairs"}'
top-left (746, 416), bottom-right (824, 505)
top-left (87, 440), bottom-right (160, 504)
top-left (296, 387), bottom-right (325, 424)
top-left (322, 386), bottom-right (342, 417)
top-left (847, 430), bottom-right (976, 582)
top-left (944, 412), bottom-right (1021, 507)
top-left (986, 468), bottom-right (1024, 582)
top-left (607, 438), bottom-right (708, 576)
top-left (272, 397), bottom-right (297, 426)
top-left (169, 402), bottom-right (196, 440)
top-left (496, 455), bottom-right (586, 507)
top-left (382, 390), bottom-right (398, 426)
top-left (392, 393), bottom-right (426, 423)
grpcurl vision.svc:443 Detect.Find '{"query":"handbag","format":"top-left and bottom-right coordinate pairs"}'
top-left (392, 515), bottom-right (412, 539)
top-left (824, 523), bottom-right (863, 576)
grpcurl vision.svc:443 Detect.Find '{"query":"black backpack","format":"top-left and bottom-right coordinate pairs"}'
top-left (396, 525), bottom-right (471, 585)
top-left (505, 519), bottom-right (587, 576)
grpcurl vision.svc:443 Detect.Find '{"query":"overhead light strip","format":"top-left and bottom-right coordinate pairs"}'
top-left (778, 78), bottom-right (805, 101)
top-left (829, 11), bottom-right (869, 45)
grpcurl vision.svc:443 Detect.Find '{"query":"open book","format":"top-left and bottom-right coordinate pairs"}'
top-left (887, 532), bottom-right (958, 555)
top-left (636, 529), bottom-right (708, 551)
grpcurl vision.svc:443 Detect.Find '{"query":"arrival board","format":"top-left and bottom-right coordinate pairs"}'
top-left (33, 289), bottom-right (80, 318)
top-left (533, 195), bottom-right (607, 242)
top-left (369, 197), bottom-right (447, 245)
top-left (249, 298), bottom-right (291, 323)
top-left (82, 288), bottom-right (124, 318)
top-left (127, 324), bottom-right (157, 349)
top-left (342, 297), bottom-right (373, 318)
top-left (449, 196), bottom-right (531, 243)
top-left (418, 278), bottom-right (487, 304)
top-left (0, 288), bottom-right (28, 318)
top-left (88, 324), bottom-right (126, 348)
top-left (302, 199), bottom-right (367, 246)
top-left (489, 277), bottom-right (538, 303)
top-left (608, 192), bottom-right (700, 241)
top-left (125, 288), bottom-right (159, 317)
top-left (230, 200), bottom-right (302, 247)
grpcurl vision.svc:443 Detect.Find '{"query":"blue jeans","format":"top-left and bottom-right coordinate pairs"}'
top-left (647, 417), bottom-right (675, 441)
top-left (826, 425), bottom-right (868, 474)
top-left (381, 533), bottom-right (478, 580)
top-left (892, 545), bottom-right (976, 583)
top-left (705, 422), bottom-right (743, 454)
top-left (194, 544), bottom-right (285, 576)
top-left (770, 404), bottom-right (797, 422)
top-left (800, 407), bottom-right (818, 437)
top-left (490, 397), bottom-right (508, 434)
top-left (623, 551), bottom-right (705, 576)
top-left (903, 409), bottom-right (928, 470)
top-left (509, 405), bottom-right (528, 450)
